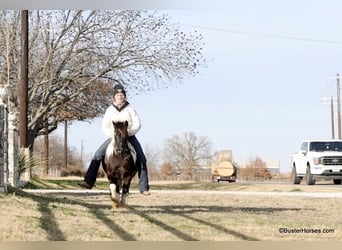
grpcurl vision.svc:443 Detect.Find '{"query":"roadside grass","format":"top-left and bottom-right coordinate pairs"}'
top-left (1, 179), bottom-right (341, 241)
top-left (23, 177), bottom-right (87, 190)
top-left (23, 177), bottom-right (240, 191)
top-left (22, 177), bottom-right (341, 193)
top-left (289, 188), bottom-right (303, 192)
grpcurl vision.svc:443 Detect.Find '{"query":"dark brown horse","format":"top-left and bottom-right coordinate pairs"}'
top-left (103, 121), bottom-right (137, 208)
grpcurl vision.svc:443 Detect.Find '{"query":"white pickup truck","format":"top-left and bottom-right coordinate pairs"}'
top-left (291, 140), bottom-right (342, 185)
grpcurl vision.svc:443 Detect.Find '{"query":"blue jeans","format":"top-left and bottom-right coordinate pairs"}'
top-left (84, 135), bottom-right (149, 192)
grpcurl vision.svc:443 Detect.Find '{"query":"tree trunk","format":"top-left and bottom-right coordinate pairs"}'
top-left (44, 118), bottom-right (49, 176)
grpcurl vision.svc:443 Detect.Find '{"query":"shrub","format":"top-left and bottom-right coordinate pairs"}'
top-left (238, 157), bottom-right (272, 181)
top-left (60, 165), bottom-right (86, 177)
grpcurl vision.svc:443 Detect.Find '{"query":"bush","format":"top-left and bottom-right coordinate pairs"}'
top-left (18, 148), bottom-right (44, 177)
top-left (238, 157), bottom-right (272, 181)
top-left (60, 165), bottom-right (86, 177)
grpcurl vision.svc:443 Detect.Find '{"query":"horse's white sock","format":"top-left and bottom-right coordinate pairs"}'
top-left (109, 184), bottom-right (116, 199)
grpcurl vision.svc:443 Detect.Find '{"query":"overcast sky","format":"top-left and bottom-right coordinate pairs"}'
top-left (46, 1), bottom-right (342, 172)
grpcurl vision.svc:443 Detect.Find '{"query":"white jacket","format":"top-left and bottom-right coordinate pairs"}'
top-left (102, 102), bottom-right (141, 138)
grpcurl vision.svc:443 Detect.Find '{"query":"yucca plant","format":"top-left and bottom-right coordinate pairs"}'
top-left (18, 148), bottom-right (44, 177)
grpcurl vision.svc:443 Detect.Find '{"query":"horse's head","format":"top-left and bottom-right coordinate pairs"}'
top-left (112, 121), bottom-right (129, 156)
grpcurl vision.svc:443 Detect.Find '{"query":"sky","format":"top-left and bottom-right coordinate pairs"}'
top-left (50, 1), bottom-right (342, 172)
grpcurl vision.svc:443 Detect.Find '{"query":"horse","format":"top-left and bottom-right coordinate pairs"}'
top-left (102, 120), bottom-right (137, 209)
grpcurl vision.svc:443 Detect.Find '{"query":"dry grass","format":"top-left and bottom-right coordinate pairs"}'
top-left (1, 180), bottom-right (341, 241)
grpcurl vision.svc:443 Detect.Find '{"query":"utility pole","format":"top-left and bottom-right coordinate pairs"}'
top-left (337, 73), bottom-right (341, 139)
top-left (80, 139), bottom-right (84, 167)
top-left (331, 96), bottom-right (335, 139)
top-left (321, 95), bottom-right (337, 139)
top-left (322, 73), bottom-right (342, 139)
top-left (64, 120), bottom-right (68, 169)
top-left (19, 10), bottom-right (28, 148)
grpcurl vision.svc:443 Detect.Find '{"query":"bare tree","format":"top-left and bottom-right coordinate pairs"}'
top-left (164, 132), bottom-right (212, 176)
top-left (160, 162), bottom-right (175, 178)
top-left (33, 135), bottom-right (83, 172)
top-left (0, 10), bottom-right (205, 150)
top-left (144, 144), bottom-right (161, 177)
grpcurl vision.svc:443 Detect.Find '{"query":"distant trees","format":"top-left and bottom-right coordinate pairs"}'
top-left (33, 135), bottom-right (85, 176)
top-left (30, 131), bottom-right (274, 181)
top-left (0, 10), bottom-right (205, 151)
top-left (159, 162), bottom-right (175, 179)
top-left (238, 157), bottom-right (272, 180)
top-left (163, 132), bottom-right (213, 176)
top-left (144, 144), bottom-right (161, 176)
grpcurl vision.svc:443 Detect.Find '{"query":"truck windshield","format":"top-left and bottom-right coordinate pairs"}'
top-left (310, 142), bottom-right (342, 152)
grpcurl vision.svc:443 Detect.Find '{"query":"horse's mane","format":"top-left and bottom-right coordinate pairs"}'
top-left (105, 141), bottom-right (115, 158)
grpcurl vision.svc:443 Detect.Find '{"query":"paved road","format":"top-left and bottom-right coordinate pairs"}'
top-left (22, 189), bottom-right (342, 198)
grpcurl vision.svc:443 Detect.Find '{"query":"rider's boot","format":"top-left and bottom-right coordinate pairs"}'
top-left (77, 159), bottom-right (101, 189)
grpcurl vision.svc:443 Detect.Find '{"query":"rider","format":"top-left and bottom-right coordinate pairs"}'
top-left (78, 84), bottom-right (150, 195)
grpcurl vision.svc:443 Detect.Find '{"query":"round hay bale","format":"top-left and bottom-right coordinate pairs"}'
top-left (211, 161), bottom-right (235, 176)
top-left (216, 150), bottom-right (232, 162)
top-left (216, 161), bottom-right (235, 176)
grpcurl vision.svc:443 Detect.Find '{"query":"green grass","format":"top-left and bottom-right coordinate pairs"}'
top-left (22, 178), bottom-right (88, 189)
top-left (149, 182), bottom-right (227, 191)
top-left (22, 178), bottom-right (236, 191)
top-left (289, 188), bottom-right (303, 192)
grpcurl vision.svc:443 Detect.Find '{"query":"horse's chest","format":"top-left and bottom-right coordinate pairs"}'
top-left (106, 156), bottom-right (133, 177)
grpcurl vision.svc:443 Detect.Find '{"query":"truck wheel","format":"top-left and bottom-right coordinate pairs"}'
top-left (333, 179), bottom-right (342, 185)
top-left (291, 166), bottom-right (301, 184)
top-left (305, 165), bottom-right (315, 185)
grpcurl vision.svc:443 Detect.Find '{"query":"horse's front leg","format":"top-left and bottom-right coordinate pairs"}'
top-left (109, 182), bottom-right (120, 209)
top-left (120, 179), bottom-right (132, 208)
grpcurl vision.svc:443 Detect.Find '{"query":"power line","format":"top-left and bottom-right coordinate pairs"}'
top-left (180, 23), bottom-right (342, 45)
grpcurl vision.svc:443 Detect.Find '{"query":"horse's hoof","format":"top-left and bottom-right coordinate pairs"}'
top-left (121, 202), bottom-right (128, 208)
top-left (121, 195), bottom-right (128, 207)
top-left (112, 202), bottom-right (119, 209)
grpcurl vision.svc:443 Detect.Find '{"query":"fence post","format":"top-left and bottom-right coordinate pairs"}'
top-left (0, 104), bottom-right (5, 192)
top-left (8, 112), bottom-right (19, 187)
top-left (0, 86), bottom-right (10, 192)
top-left (0, 85), bottom-right (21, 190)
